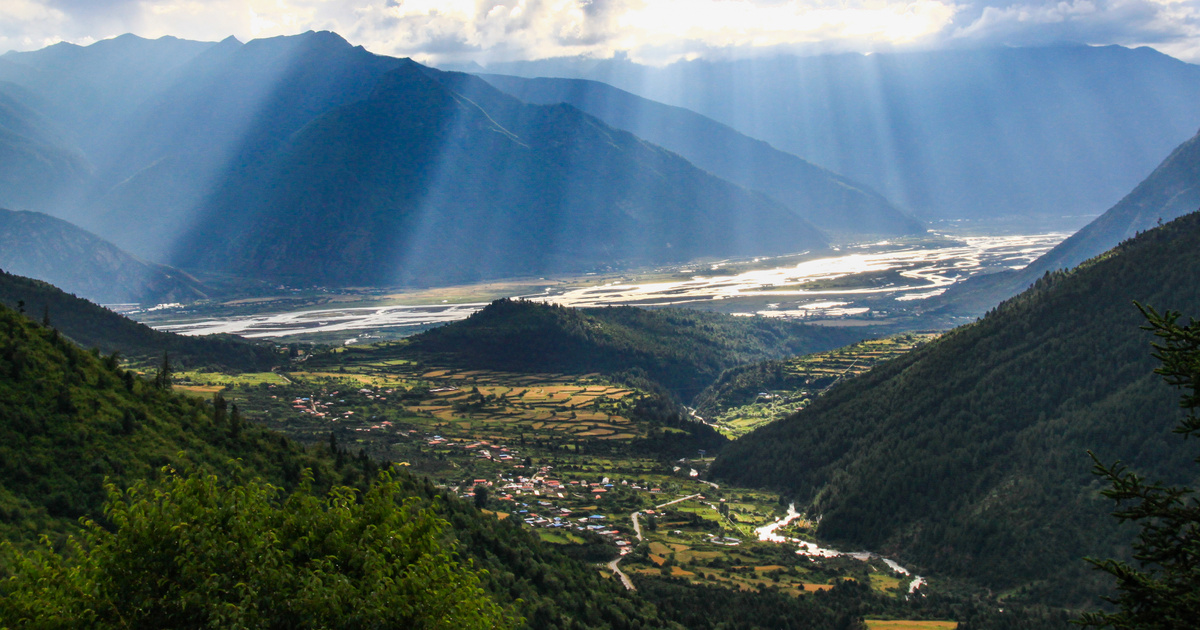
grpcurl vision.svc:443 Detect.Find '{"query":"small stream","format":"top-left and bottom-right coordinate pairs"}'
top-left (755, 504), bottom-right (925, 594)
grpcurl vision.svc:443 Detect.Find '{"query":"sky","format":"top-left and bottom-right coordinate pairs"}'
top-left (2, 0), bottom-right (1199, 66)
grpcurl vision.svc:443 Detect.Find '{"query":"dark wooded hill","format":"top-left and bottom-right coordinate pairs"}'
top-left (711, 212), bottom-right (1200, 606)
top-left (0, 269), bottom-right (272, 370)
top-left (353, 299), bottom-right (867, 401)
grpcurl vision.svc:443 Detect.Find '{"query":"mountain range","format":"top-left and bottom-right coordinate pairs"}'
top-left (470, 45), bottom-right (1200, 223)
top-left (0, 208), bottom-right (207, 305)
top-left (478, 74), bottom-right (923, 238)
top-left (0, 32), bottom-right (931, 289)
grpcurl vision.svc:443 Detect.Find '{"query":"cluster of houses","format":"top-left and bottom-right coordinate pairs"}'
top-left (419, 436), bottom-right (519, 463)
top-left (458, 467), bottom-right (671, 553)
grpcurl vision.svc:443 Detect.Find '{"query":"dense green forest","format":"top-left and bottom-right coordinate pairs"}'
top-left (0, 268), bottom-right (277, 370)
top-left (711, 212), bottom-right (1200, 605)
top-left (363, 299), bottom-right (865, 400)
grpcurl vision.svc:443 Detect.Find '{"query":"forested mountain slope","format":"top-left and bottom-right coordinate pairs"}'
top-left (0, 269), bottom-right (274, 370)
top-left (377, 299), bottom-right (866, 400)
top-left (711, 212), bottom-right (1200, 605)
top-left (0, 208), bottom-right (208, 304)
top-left (479, 74), bottom-right (922, 237)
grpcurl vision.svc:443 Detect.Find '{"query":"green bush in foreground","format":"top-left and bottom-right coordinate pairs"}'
top-left (0, 468), bottom-right (517, 629)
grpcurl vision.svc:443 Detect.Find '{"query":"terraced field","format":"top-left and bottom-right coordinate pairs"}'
top-left (697, 333), bottom-right (939, 438)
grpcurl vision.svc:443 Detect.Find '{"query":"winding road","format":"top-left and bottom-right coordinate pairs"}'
top-left (607, 557), bottom-right (635, 590)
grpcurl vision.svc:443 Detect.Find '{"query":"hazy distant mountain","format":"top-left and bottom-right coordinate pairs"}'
top-left (478, 74), bottom-right (923, 238)
top-left (0, 83), bottom-right (93, 212)
top-left (0, 208), bottom-right (208, 305)
top-left (711, 211), bottom-right (1200, 605)
top-left (0, 32), bottom-right (826, 286)
top-left (471, 46), bottom-right (1200, 223)
top-left (932, 128), bottom-right (1200, 316)
top-left (171, 59), bottom-right (824, 286)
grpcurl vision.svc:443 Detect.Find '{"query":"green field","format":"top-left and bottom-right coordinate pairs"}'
top-left (699, 333), bottom-right (938, 438)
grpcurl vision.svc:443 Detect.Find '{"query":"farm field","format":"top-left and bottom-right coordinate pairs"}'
top-left (864, 621), bottom-right (958, 630)
top-left (699, 333), bottom-right (939, 438)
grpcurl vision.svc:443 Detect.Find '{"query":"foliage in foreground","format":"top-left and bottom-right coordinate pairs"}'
top-left (1080, 305), bottom-right (1200, 629)
top-left (0, 468), bottom-right (516, 630)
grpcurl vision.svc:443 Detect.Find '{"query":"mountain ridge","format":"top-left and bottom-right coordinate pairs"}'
top-left (930, 127), bottom-right (1200, 317)
top-left (478, 73), bottom-right (924, 238)
top-left (0, 32), bottom-right (832, 287)
top-left (467, 45), bottom-right (1200, 223)
top-left (0, 208), bottom-right (208, 305)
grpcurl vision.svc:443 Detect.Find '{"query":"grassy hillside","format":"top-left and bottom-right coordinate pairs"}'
top-left (711, 212), bottom-right (1200, 605)
top-left (0, 269), bottom-right (273, 370)
top-left (363, 299), bottom-right (867, 401)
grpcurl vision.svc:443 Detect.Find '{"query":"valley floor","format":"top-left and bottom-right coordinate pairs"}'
top-left (136, 231), bottom-right (1065, 344)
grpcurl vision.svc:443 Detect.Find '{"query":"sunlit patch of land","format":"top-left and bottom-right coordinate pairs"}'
top-left (173, 339), bottom-right (973, 613)
top-left (864, 621), bottom-right (958, 630)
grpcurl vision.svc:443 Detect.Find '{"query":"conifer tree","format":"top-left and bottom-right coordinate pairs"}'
top-left (1081, 304), bottom-right (1200, 629)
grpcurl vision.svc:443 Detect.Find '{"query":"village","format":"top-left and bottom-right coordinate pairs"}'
top-left (184, 359), bottom-right (937, 602)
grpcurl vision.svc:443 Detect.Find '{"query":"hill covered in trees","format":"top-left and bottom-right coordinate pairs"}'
top-left (711, 211), bottom-right (1200, 605)
top-left (367, 299), bottom-right (867, 401)
top-left (0, 269), bottom-right (275, 370)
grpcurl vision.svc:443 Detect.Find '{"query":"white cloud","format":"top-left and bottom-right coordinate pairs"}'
top-left (2, 0), bottom-right (1200, 63)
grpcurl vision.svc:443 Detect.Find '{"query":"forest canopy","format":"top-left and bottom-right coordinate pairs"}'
top-left (0, 468), bottom-right (517, 629)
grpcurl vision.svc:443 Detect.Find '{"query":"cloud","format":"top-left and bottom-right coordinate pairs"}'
top-left (2, 0), bottom-right (1200, 63)
top-left (950, 0), bottom-right (1200, 48)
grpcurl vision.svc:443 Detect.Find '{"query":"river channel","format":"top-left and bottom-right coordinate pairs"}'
top-left (756, 504), bottom-right (926, 594)
top-left (151, 232), bottom-right (1065, 339)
